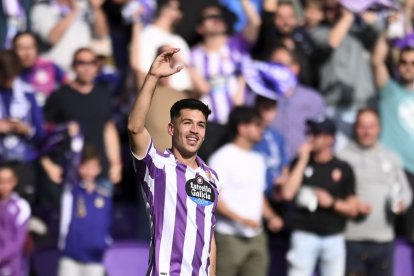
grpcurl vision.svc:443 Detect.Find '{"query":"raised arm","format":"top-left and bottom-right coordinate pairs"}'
top-left (241, 0), bottom-right (262, 43)
top-left (282, 143), bottom-right (312, 201)
top-left (128, 49), bottom-right (183, 158)
top-left (371, 34), bottom-right (390, 90)
top-left (328, 8), bottom-right (354, 48)
top-left (104, 121), bottom-right (122, 184)
top-left (89, 0), bottom-right (109, 38)
top-left (48, 0), bottom-right (80, 45)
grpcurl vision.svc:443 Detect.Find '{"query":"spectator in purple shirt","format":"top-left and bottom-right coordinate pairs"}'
top-left (269, 45), bottom-right (326, 161)
top-left (0, 162), bottom-right (31, 276)
top-left (12, 31), bottom-right (68, 107)
top-left (0, 50), bottom-right (44, 205)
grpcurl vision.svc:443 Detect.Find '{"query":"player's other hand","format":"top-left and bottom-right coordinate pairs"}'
top-left (148, 48), bottom-right (184, 79)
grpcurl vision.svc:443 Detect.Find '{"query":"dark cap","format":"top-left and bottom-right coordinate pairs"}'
top-left (306, 117), bottom-right (336, 135)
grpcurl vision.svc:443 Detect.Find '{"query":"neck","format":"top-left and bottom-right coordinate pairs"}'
top-left (233, 136), bottom-right (253, 151)
top-left (154, 18), bottom-right (173, 33)
top-left (403, 81), bottom-right (414, 91)
top-left (172, 148), bottom-right (199, 169)
top-left (313, 148), bottom-right (333, 163)
top-left (203, 34), bottom-right (227, 51)
top-left (71, 79), bottom-right (94, 94)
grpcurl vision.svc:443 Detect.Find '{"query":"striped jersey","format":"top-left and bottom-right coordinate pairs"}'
top-left (132, 140), bottom-right (220, 276)
top-left (190, 34), bottom-right (251, 124)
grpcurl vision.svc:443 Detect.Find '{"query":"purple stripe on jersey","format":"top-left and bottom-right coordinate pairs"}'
top-left (170, 164), bottom-right (188, 275)
top-left (191, 205), bottom-right (205, 276)
top-left (205, 213), bottom-right (215, 275)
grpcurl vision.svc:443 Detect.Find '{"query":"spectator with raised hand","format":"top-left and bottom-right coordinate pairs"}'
top-left (310, 0), bottom-right (382, 138)
top-left (283, 117), bottom-right (358, 276)
top-left (42, 48), bottom-right (121, 186)
top-left (372, 33), bottom-right (414, 243)
top-left (133, 0), bottom-right (192, 91)
top-left (190, 0), bottom-right (261, 160)
top-left (0, 50), bottom-right (44, 205)
top-left (31, 0), bottom-right (109, 71)
top-left (0, 0), bottom-right (32, 49)
top-left (12, 31), bottom-right (67, 107)
top-left (253, 0), bottom-right (320, 87)
top-left (0, 162), bottom-right (31, 276)
top-left (338, 108), bottom-right (412, 276)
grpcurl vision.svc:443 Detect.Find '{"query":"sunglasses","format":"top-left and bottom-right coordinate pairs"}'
top-left (202, 14), bottom-right (224, 22)
top-left (399, 59), bottom-right (414, 66)
top-left (74, 60), bottom-right (97, 66)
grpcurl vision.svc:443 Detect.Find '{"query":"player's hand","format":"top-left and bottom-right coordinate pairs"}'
top-left (148, 48), bottom-right (184, 79)
top-left (314, 188), bottom-right (334, 208)
top-left (266, 216), bottom-right (284, 233)
top-left (8, 119), bottom-right (32, 136)
top-left (240, 218), bottom-right (260, 229)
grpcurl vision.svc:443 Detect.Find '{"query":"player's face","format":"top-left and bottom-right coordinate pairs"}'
top-left (79, 159), bottom-right (102, 183)
top-left (169, 109), bottom-right (207, 158)
top-left (73, 50), bottom-right (98, 84)
top-left (0, 169), bottom-right (17, 200)
top-left (355, 111), bottom-right (380, 148)
top-left (14, 34), bottom-right (38, 68)
top-left (398, 51), bottom-right (414, 84)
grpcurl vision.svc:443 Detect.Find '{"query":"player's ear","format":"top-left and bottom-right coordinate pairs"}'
top-left (168, 122), bottom-right (174, 136)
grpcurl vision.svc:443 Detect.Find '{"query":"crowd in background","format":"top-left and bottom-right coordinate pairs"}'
top-left (2, 0), bottom-right (414, 275)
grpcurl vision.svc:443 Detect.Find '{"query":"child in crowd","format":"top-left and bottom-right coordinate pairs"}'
top-left (56, 124), bottom-right (113, 276)
top-left (0, 162), bottom-right (31, 276)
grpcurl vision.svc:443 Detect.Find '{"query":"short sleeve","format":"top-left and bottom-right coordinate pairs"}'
top-left (131, 139), bottom-right (166, 179)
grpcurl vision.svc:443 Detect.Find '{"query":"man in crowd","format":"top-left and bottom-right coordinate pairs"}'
top-left (339, 108), bottom-right (412, 276)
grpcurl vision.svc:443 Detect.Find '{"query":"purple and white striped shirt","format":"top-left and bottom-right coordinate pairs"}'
top-left (132, 140), bottom-right (220, 276)
top-left (191, 34), bottom-right (251, 124)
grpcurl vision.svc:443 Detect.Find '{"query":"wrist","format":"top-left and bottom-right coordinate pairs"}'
top-left (329, 198), bottom-right (337, 211)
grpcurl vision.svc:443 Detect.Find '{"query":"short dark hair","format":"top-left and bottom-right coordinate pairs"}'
top-left (355, 107), bottom-right (380, 127)
top-left (399, 46), bottom-right (414, 62)
top-left (81, 145), bottom-right (101, 165)
top-left (0, 50), bottom-right (21, 85)
top-left (227, 106), bottom-right (261, 140)
top-left (197, 4), bottom-right (235, 34)
top-left (255, 95), bottom-right (278, 110)
top-left (0, 162), bottom-right (18, 178)
top-left (72, 47), bottom-right (96, 68)
top-left (170, 98), bottom-right (211, 122)
top-left (12, 31), bottom-right (38, 49)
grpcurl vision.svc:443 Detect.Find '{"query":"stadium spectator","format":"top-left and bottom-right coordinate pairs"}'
top-left (372, 34), bottom-right (414, 242)
top-left (31, 0), bottom-right (109, 71)
top-left (253, 0), bottom-right (320, 87)
top-left (338, 108), bottom-right (412, 276)
top-left (209, 106), bottom-right (283, 276)
top-left (57, 125), bottom-right (112, 276)
top-left (191, 1), bottom-right (261, 160)
top-left (0, 162), bottom-right (31, 276)
top-left (12, 31), bottom-right (67, 107)
top-left (269, 45), bottom-right (326, 161)
top-left (42, 48), bottom-right (121, 185)
top-left (0, 0), bottom-right (32, 49)
top-left (0, 50), bottom-right (44, 205)
top-left (310, 0), bottom-right (381, 136)
top-left (283, 117), bottom-right (358, 276)
top-left (128, 49), bottom-right (220, 276)
top-left (134, 0), bottom-right (192, 91)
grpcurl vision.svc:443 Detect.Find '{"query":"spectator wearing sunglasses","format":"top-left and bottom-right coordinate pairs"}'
top-left (373, 35), bottom-right (414, 242)
top-left (42, 48), bottom-right (121, 190)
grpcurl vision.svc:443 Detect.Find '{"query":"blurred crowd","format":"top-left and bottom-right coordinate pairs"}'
top-left (1, 0), bottom-right (414, 275)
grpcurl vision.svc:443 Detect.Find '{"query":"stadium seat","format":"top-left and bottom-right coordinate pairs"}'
top-left (104, 241), bottom-right (149, 276)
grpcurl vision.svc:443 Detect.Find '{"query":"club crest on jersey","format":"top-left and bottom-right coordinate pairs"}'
top-left (186, 176), bottom-right (216, 206)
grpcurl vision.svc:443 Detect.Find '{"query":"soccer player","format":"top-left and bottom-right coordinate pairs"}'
top-left (128, 49), bottom-right (220, 276)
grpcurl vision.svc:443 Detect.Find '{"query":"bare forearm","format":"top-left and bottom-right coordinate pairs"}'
top-left (49, 11), bottom-right (78, 44)
top-left (371, 35), bottom-right (390, 89)
top-left (209, 235), bottom-right (216, 276)
top-left (241, 0), bottom-right (262, 43)
top-left (262, 196), bottom-right (276, 221)
top-left (283, 158), bottom-right (308, 200)
top-left (217, 200), bottom-right (244, 223)
top-left (104, 122), bottom-right (121, 165)
top-left (92, 8), bottom-right (109, 38)
top-left (328, 9), bottom-right (354, 48)
top-left (333, 196), bottom-right (358, 218)
top-left (130, 22), bottom-right (143, 72)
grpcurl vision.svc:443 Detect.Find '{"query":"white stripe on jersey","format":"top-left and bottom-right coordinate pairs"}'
top-left (179, 168), bottom-right (199, 275)
top-left (199, 201), bottom-right (214, 276)
top-left (59, 186), bottom-right (74, 250)
top-left (158, 161), bottom-right (178, 274)
top-left (15, 197), bottom-right (31, 226)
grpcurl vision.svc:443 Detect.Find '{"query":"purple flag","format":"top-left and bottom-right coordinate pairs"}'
top-left (241, 56), bottom-right (297, 101)
top-left (340, 0), bottom-right (397, 13)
